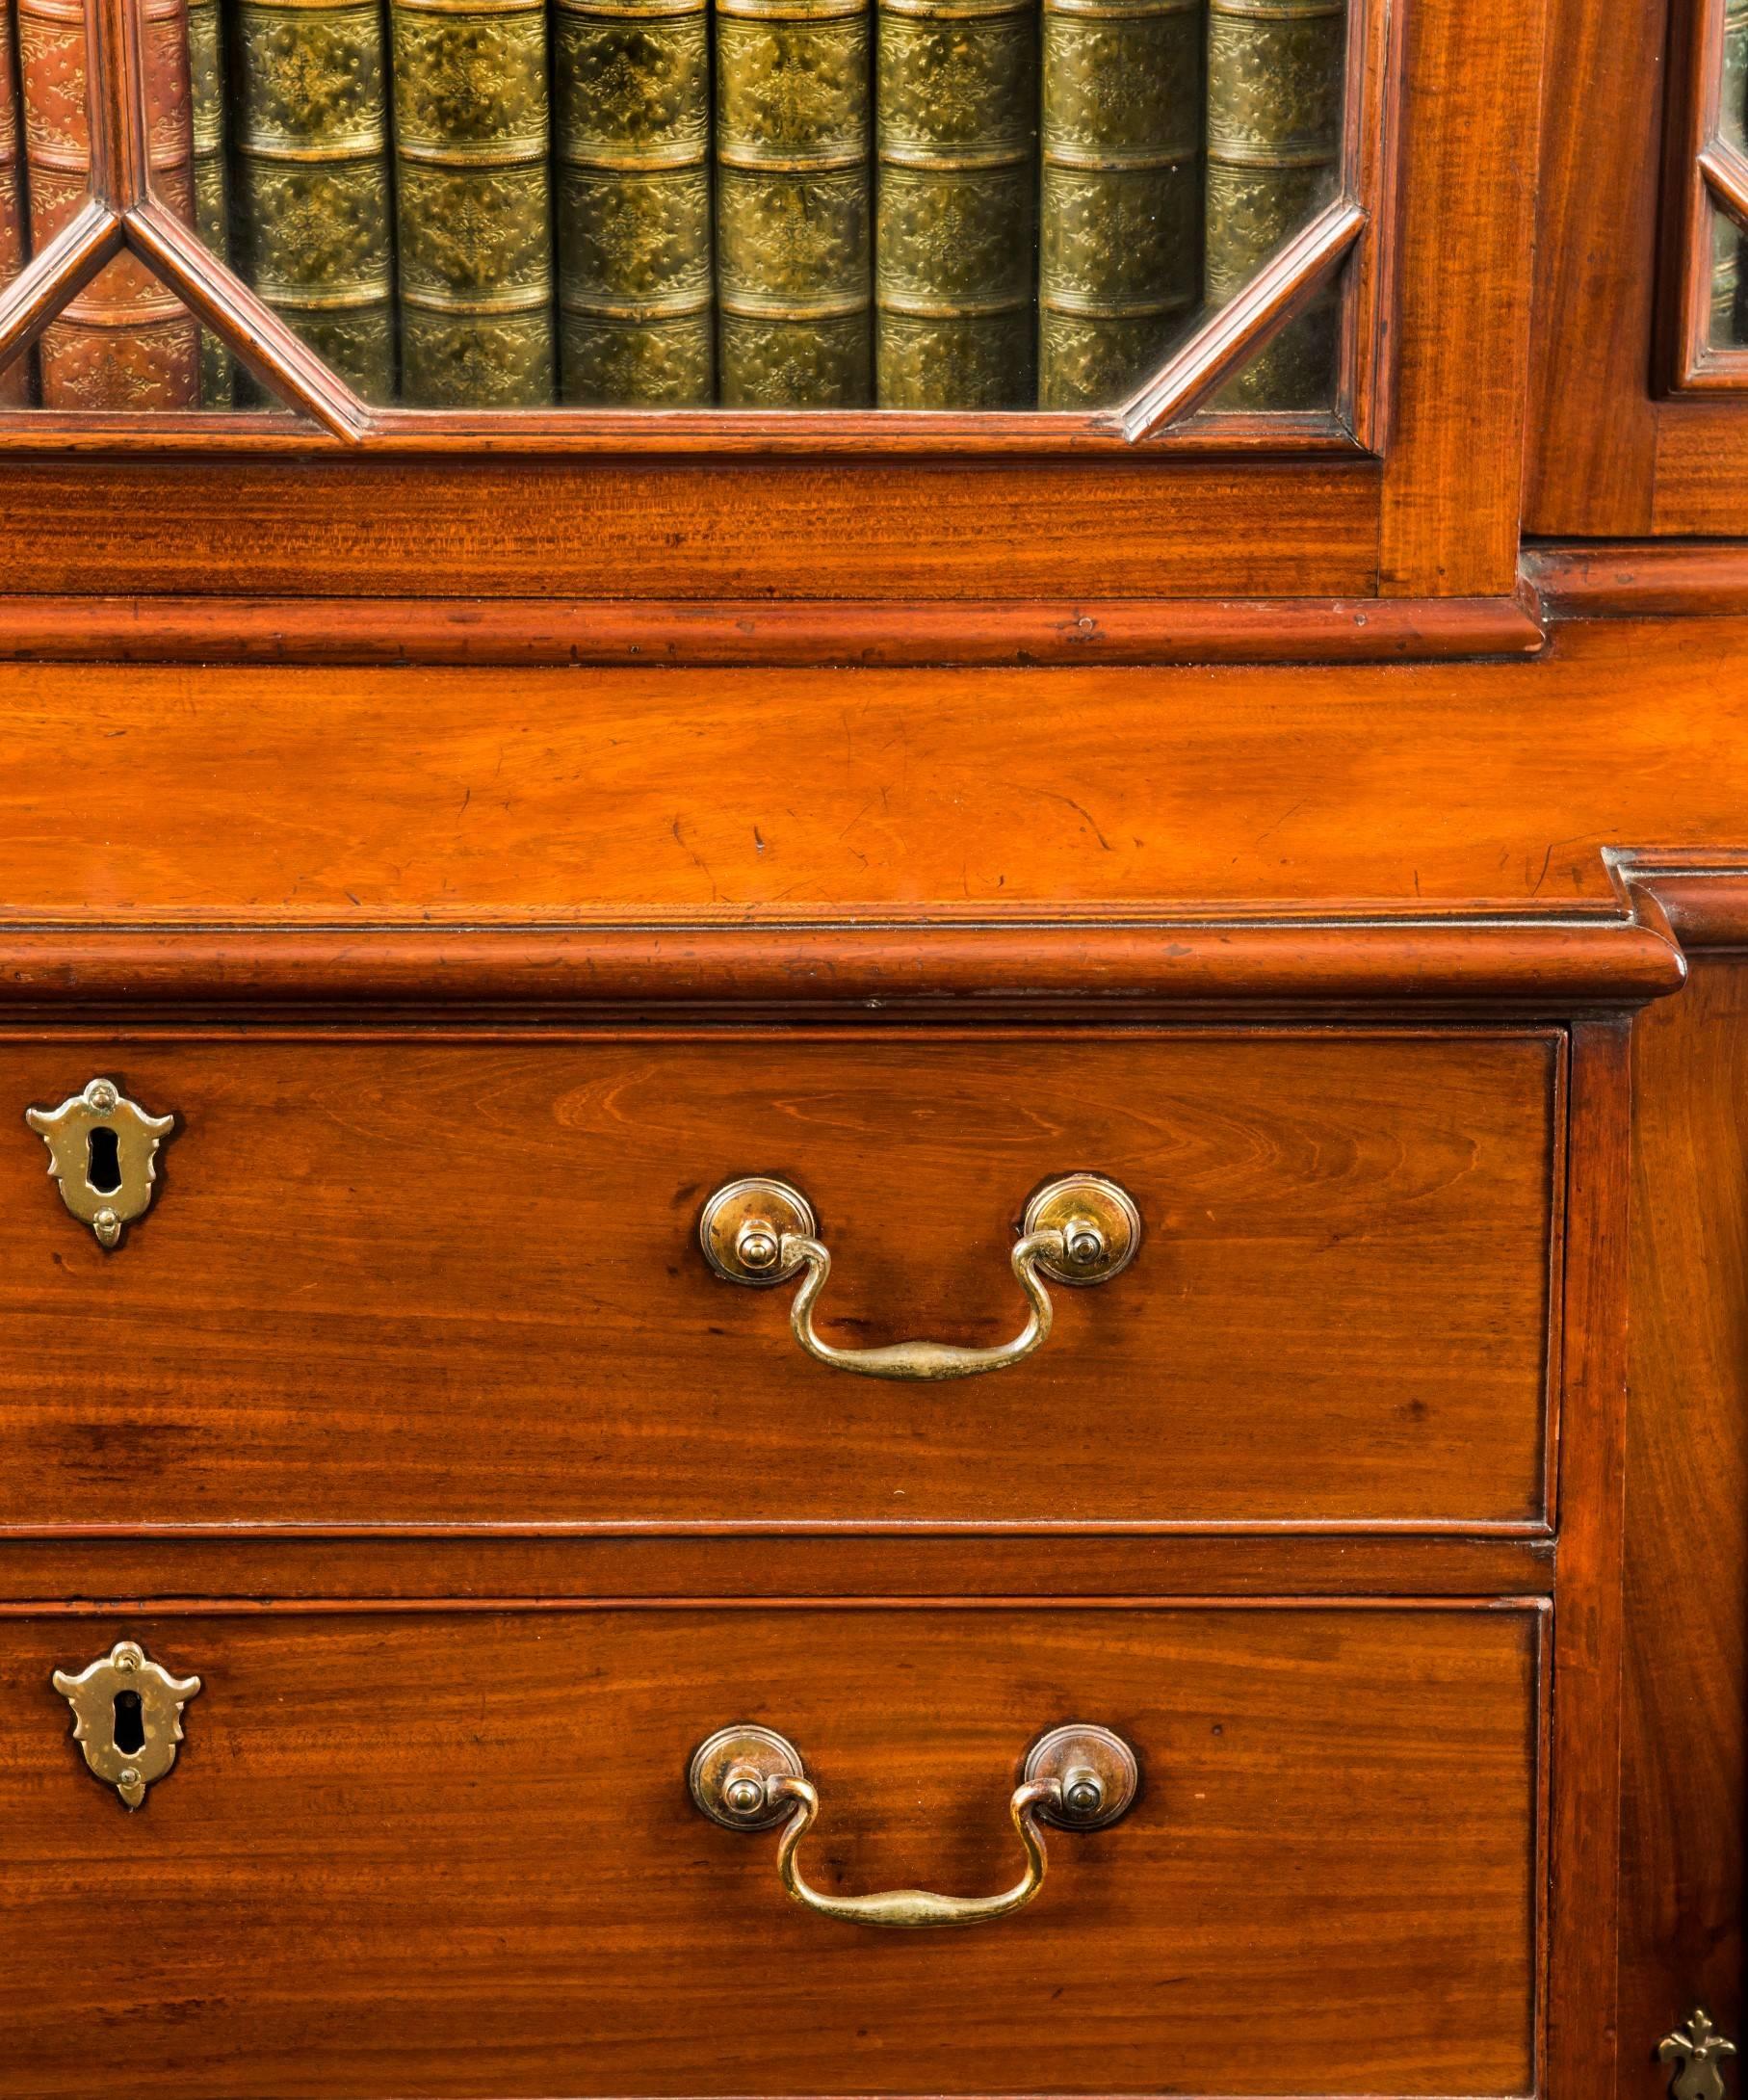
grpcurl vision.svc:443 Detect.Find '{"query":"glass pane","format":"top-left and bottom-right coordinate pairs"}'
top-left (1711, 0), bottom-right (1748, 351)
top-left (1710, 201), bottom-right (1748, 351)
top-left (1, 0), bottom-right (291, 407)
top-left (11, 0), bottom-right (1357, 415)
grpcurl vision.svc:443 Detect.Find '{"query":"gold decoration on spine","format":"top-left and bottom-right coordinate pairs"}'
top-left (1205, 0), bottom-right (1345, 408)
top-left (21, 0), bottom-right (200, 407)
top-left (233, 0), bottom-right (398, 401)
top-left (0, 0), bottom-right (32, 405)
top-left (1038, 0), bottom-right (1202, 408)
top-left (187, 0), bottom-right (234, 405)
top-left (875, 0), bottom-right (1035, 407)
top-left (716, 0), bottom-right (872, 406)
top-left (392, 0), bottom-right (556, 405)
top-left (556, 0), bottom-right (713, 404)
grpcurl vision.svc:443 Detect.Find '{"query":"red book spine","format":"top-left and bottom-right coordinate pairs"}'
top-left (17, 0), bottom-right (197, 408)
top-left (0, 0), bottom-right (29, 405)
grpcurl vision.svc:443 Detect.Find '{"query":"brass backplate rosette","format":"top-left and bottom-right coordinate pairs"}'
top-left (1023, 1721), bottom-right (1140, 1829)
top-left (689, 1722), bottom-right (806, 1829)
top-left (1022, 1174), bottom-right (1142, 1286)
top-left (699, 1176), bottom-right (818, 1285)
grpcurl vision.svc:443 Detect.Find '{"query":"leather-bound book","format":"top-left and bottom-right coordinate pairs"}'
top-left (1205, 0), bottom-right (1345, 408)
top-left (716, 0), bottom-right (871, 406)
top-left (1037, 0), bottom-right (1200, 407)
top-left (231, 0), bottom-right (396, 401)
top-left (874, 0), bottom-right (1034, 407)
top-left (187, 0), bottom-right (232, 404)
top-left (0, 0), bottom-right (30, 406)
top-left (391, 0), bottom-right (556, 406)
top-left (555, 0), bottom-right (712, 405)
top-left (19, 0), bottom-right (199, 408)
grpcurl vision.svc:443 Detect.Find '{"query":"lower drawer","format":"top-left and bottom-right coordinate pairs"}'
top-left (4, 1602), bottom-right (1541, 2099)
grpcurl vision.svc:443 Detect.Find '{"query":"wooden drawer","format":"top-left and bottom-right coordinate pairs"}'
top-left (0, 1029), bottom-right (1560, 1529)
top-left (3, 1602), bottom-right (1542, 2098)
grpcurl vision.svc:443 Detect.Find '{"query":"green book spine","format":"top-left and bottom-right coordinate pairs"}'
top-left (716, 0), bottom-right (871, 407)
top-left (556, 0), bottom-right (713, 404)
top-left (1205, 0), bottom-right (1344, 409)
top-left (875, 0), bottom-right (1034, 407)
top-left (187, 0), bottom-right (233, 405)
top-left (231, 0), bottom-right (396, 401)
top-left (392, 0), bottom-right (555, 406)
top-left (1714, 0), bottom-right (1748, 346)
top-left (1037, 0), bottom-right (1201, 408)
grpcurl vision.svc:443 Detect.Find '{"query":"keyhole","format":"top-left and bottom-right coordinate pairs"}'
top-left (87, 1126), bottom-right (120, 1194)
top-left (112, 1689), bottom-right (144, 1755)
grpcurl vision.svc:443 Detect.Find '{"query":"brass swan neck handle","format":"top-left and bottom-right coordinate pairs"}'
top-left (699, 1174), bottom-right (1140, 1382)
top-left (690, 1723), bottom-right (1139, 1930)
top-left (770, 1772), bottom-right (1056, 1928)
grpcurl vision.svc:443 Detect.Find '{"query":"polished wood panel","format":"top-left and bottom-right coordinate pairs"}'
top-left (0, 458), bottom-right (1379, 600)
top-left (0, 1603), bottom-right (1543, 2098)
top-left (1376, 0), bottom-right (1546, 597)
top-left (1525, 0), bottom-right (1666, 536)
top-left (1546, 1021), bottom-right (1632, 2100)
top-left (0, 1031), bottom-right (1557, 1529)
top-left (0, 618), bottom-right (1739, 924)
top-left (1618, 958), bottom-right (1748, 2095)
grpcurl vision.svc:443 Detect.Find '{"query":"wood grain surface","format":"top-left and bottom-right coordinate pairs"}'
top-left (0, 617), bottom-right (1737, 925)
top-left (0, 1031), bottom-right (1557, 1530)
top-left (0, 1602), bottom-right (1543, 2098)
top-left (0, 458), bottom-right (1379, 600)
top-left (1618, 958), bottom-right (1748, 2097)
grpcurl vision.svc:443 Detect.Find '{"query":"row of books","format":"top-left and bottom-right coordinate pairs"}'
top-left (0, 0), bottom-right (1344, 411)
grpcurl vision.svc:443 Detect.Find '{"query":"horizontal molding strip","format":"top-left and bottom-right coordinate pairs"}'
top-left (1526, 540), bottom-right (1748, 617)
top-left (0, 1533), bottom-right (1556, 1602)
top-left (0, 591), bottom-right (1548, 668)
top-left (0, 916), bottom-right (1686, 1011)
top-left (0, 1595), bottom-right (1551, 1614)
top-left (1611, 849), bottom-right (1748, 950)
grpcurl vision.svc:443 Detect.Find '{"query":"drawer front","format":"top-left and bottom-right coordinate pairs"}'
top-left (2, 1603), bottom-right (1541, 2098)
top-left (0, 1030), bottom-right (1558, 1527)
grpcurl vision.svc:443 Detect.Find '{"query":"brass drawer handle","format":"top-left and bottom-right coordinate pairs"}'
top-left (690, 1722), bottom-right (1138, 1930)
top-left (699, 1173), bottom-right (1140, 1381)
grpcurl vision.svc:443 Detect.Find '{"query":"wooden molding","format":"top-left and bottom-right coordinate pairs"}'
top-left (0, 915), bottom-right (1686, 1018)
top-left (1526, 541), bottom-right (1748, 617)
top-left (0, 590), bottom-right (1549, 668)
top-left (1614, 849), bottom-right (1748, 949)
top-left (0, 1532), bottom-right (1556, 1602)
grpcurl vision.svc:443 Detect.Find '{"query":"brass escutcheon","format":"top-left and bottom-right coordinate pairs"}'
top-left (1661, 2012), bottom-right (1739, 2100)
top-left (697, 1172), bottom-right (1140, 1380)
top-left (52, 1640), bottom-right (202, 1810)
top-left (26, 1077), bottom-right (174, 1248)
top-left (689, 1720), bottom-right (1139, 1929)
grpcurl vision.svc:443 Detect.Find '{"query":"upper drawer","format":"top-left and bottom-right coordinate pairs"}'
top-left (0, 1028), bottom-right (1559, 1530)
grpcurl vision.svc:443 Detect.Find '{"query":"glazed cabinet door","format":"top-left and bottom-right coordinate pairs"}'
top-left (0, 0), bottom-right (1546, 616)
